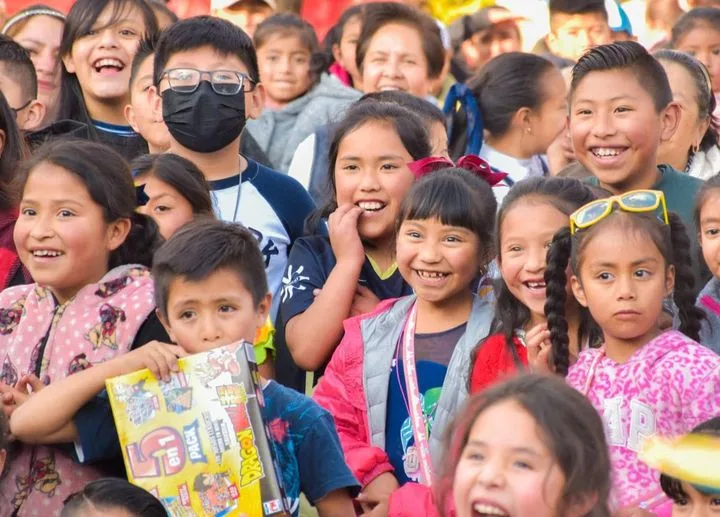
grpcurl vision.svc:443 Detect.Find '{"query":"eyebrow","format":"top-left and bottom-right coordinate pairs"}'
top-left (593, 257), bottom-right (659, 268)
top-left (701, 217), bottom-right (720, 225)
top-left (466, 440), bottom-right (540, 456)
top-left (574, 95), bottom-right (638, 104)
top-left (21, 198), bottom-right (84, 206)
top-left (338, 154), bottom-right (406, 161)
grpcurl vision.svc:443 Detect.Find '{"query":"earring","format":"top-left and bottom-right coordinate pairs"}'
top-left (526, 127), bottom-right (532, 134)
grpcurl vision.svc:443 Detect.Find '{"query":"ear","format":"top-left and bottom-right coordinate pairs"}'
top-left (696, 116), bottom-right (712, 149)
top-left (570, 274), bottom-right (588, 308)
top-left (149, 85), bottom-right (163, 123)
top-left (659, 101), bottom-right (681, 143)
top-left (105, 217), bottom-right (132, 252)
top-left (665, 264), bottom-right (676, 297)
top-left (565, 492), bottom-right (599, 517)
top-left (332, 42), bottom-right (343, 64)
top-left (0, 129), bottom-right (7, 157)
top-left (61, 52), bottom-right (76, 74)
top-left (125, 103), bottom-right (139, 133)
top-left (156, 308), bottom-right (176, 343)
top-left (245, 83), bottom-right (265, 120)
top-left (255, 292), bottom-right (272, 331)
top-left (22, 100), bottom-right (46, 131)
top-left (514, 106), bottom-right (533, 132)
top-left (0, 448), bottom-right (6, 474)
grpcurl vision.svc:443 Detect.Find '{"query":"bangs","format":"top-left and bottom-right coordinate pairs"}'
top-left (66, 0), bottom-right (156, 47)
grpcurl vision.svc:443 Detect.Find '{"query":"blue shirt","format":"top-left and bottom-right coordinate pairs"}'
top-left (262, 381), bottom-right (359, 515)
top-left (209, 160), bottom-right (316, 321)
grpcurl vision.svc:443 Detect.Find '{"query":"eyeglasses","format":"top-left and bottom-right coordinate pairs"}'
top-left (569, 189), bottom-right (669, 235)
top-left (161, 68), bottom-right (256, 95)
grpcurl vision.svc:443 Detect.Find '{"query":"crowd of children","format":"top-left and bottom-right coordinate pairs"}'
top-left (0, 0), bottom-right (718, 516)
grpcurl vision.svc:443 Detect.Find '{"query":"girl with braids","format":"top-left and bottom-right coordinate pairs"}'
top-left (544, 191), bottom-right (720, 513)
top-left (469, 176), bottom-right (600, 394)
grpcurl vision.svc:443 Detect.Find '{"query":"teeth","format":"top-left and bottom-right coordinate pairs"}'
top-left (592, 147), bottom-right (622, 157)
top-left (32, 250), bottom-right (62, 257)
top-left (473, 504), bottom-right (508, 516)
top-left (418, 270), bottom-right (447, 279)
top-left (94, 58), bottom-right (123, 69)
top-left (526, 281), bottom-right (546, 288)
top-left (379, 86), bottom-right (400, 91)
top-left (357, 201), bottom-right (385, 211)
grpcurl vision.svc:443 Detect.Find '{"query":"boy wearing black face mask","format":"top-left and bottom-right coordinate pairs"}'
top-left (151, 16), bottom-right (316, 324)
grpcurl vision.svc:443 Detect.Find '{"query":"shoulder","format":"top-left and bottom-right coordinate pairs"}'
top-left (291, 235), bottom-right (332, 256)
top-left (659, 165), bottom-right (702, 190)
top-left (0, 284), bottom-right (33, 306)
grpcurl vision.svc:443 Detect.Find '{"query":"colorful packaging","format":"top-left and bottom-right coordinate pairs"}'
top-left (107, 341), bottom-right (291, 517)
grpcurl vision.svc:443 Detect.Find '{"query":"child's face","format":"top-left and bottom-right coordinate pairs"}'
top-left (657, 60), bottom-right (711, 170)
top-left (571, 222), bottom-right (674, 350)
top-left (215, 3), bottom-right (274, 38)
top-left (527, 68), bottom-right (568, 156)
top-left (570, 69), bottom-right (674, 194)
top-left (62, 3), bottom-right (146, 110)
top-left (672, 483), bottom-right (720, 517)
top-left (126, 54), bottom-right (171, 153)
top-left (699, 190), bottom-right (720, 280)
top-left (334, 120), bottom-right (416, 246)
top-left (396, 217), bottom-right (481, 306)
top-left (333, 15), bottom-right (362, 86)
top-left (675, 24), bottom-right (720, 93)
top-left (13, 15), bottom-right (64, 122)
top-left (161, 267), bottom-right (270, 355)
top-left (14, 163), bottom-right (131, 304)
top-left (139, 175), bottom-right (195, 240)
top-left (548, 11), bottom-right (612, 61)
top-left (360, 22), bottom-right (431, 98)
top-left (257, 33), bottom-right (312, 107)
top-left (499, 200), bottom-right (570, 325)
top-left (453, 399), bottom-right (566, 517)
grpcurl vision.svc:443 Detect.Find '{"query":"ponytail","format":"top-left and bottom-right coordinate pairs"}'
top-left (544, 227), bottom-right (573, 376)
top-left (109, 212), bottom-right (161, 269)
top-left (443, 82), bottom-right (482, 156)
top-left (668, 213), bottom-right (704, 341)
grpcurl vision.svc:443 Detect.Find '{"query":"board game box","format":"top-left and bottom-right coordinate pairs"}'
top-left (107, 341), bottom-right (291, 517)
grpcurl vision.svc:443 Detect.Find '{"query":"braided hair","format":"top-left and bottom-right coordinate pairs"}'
top-left (545, 209), bottom-right (705, 376)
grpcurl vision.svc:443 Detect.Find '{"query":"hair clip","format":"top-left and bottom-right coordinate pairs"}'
top-left (408, 155), bottom-right (508, 186)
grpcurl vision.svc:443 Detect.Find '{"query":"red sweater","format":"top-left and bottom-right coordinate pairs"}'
top-left (470, 333), bottom-right (528, 394)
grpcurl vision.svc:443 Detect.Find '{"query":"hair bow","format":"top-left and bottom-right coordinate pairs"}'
top-left (443, 82), bottom-right (483, 156)
top-left (408, 155), bottom-right (508, 186)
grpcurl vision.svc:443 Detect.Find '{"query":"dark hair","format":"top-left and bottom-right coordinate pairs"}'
top-left (0, 91), bottom-right (29, 210)
top-left (437, 374), bottom-right (612, 517)
top-left (129, 34), bottom-right (158, 90)
top-left (154, 16), bottom-right (259, 87)
top-left (660, 417), bottom-right (720, 501)
top-left (476, 177), bottom-right (599, 377)
top-left (571, 41), bottom-right (673, 112)
top-left (545, 210), bottom-right (704, 376)
top-left (153, 219), bottom-right (268, 318)
top-left (61, 478), bottom-right (167, 517)
top-left (549, 0), bottom-right (608, 17)
top-left (399, 167), bottom-right (497, 267)
top-left (359, 90), bottom-right (445, 128)
top-left (695, 172), bottom-right (720, 230)
top-left (0, 35), bottom-right (37, 100)
top-left (131, 153), bottom-right (213, 216)
top-left (254, 13), bottom-right (329, 86)
top-left (671, 7), bottom-right (720, 50)
top-left (306, 101), bottom-right (431, 233)
top-left (58, 0), bottom-right (159, 124)
top-left (331, 4), bottom-right (365, 49)
top-left (655, 49), bottom-right (719, 152)
top-left (17, 140), bottom-right (161, 269)
top-left (356, 2), bottom-right (444, 80)
top-left (148, 0), bottom-right (178, 26)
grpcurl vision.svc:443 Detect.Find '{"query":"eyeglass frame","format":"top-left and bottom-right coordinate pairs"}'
top-left (569, 189), bottom-right (669, 235)
top-left (159, 68), bottom-right (257, 96)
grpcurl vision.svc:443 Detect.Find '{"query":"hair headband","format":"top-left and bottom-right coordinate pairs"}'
top-left (2, 7), bottom-right (66, 35)
top-left (408, 155), bottom-right (507, 186)
top-left (443, 82), bottom-right (483, 156)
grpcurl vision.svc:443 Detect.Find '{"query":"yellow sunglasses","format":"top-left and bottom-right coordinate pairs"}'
top-left (569, 189), bottom-right (669, 235)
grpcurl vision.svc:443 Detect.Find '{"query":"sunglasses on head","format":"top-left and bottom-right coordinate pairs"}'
top-left (569, 190), bottom-right (669, 235)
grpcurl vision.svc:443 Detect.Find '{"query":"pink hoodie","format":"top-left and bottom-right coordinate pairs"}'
top-left (567, 331), bottom-right (720, 511)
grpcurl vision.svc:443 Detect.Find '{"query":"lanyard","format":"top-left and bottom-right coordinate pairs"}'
top-left (400, 303), bottom-right (434, 486)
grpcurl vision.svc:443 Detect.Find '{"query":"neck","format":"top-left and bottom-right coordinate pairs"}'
top-left (486, 131), bottom-right (533, 160)
top-left (85, 95), bottom-right (130, 126)
top-left (148, 142), bottom-right (170, 154)
top-left (364, 237), bottom-right (395, 272)
top-left (601, 164), bottom-right (660, 194)
top-left (602, 325), bottom-right (661, 364)
top-left (414, 290), bottom-right (473, 334)
top-left (657, 147), bottom-right (690, 172)
top-left (170, 137), bottom-right (245, 181)
top-left (264, 97), bottom-right (288, 110)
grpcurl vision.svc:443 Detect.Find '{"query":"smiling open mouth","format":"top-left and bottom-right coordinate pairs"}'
top-left (32, 250), bottom-right (63, 258)
top-left (93, 58), bottom-right (125, 74)
top-left (356, 201), bottom-right (387, 212)
top-left (473, 503), bottom-right (509, 517)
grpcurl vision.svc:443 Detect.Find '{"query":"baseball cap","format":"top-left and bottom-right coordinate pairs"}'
top-left (448, 6), bottom-right (526, 49)
top-left (211, 0), bottom-right (277, 10)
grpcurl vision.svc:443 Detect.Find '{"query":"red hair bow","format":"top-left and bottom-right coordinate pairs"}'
top-left (407, 155), bottom-right (508, 186)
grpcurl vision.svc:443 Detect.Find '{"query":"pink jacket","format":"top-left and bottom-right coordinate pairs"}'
top-left (567, 330), bottom-right (720, 511)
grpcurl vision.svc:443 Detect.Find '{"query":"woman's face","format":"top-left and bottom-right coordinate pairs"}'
top-left (12, 15), bottom-right (65, 124)
top-left (657, 60), bottom-right (710, 170)
top-left (528, 68), bottom-right (568, 156)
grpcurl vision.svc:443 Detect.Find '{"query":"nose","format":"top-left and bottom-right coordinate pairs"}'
top-left (523, 245), bottom-right (546, 274)
top-left (98, 27), bottom-right (119, 49)
top-left (417, 238), bottom-right (442, 263)
top-left (35, 49), bottom-right (59, 76)
top-left (278, 55), bottom-right (292, 73)
top-left (199, 314), bottom-right (222, 343)
top-left (592, 110), bottom-right (616, 138)
top-left (382, 55), bottom-right (402, 79)
top-left (475, 459), bottom-right (506, 489)
top-left (28, 213), bottom-right (55, 240)
top-left (616, 274), bottom-right (636, 301)
top-left (575, 30), bottom-right (591, 52)
top-left (358, 169), bottom-right (381, 192)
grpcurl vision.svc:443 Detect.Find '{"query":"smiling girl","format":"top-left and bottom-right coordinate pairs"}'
top-left (59, 0), bottom-right (158, 160)
top-left (0, 140), bottom-right (167, 515)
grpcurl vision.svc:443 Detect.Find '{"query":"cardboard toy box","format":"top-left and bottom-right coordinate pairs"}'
top-left (107, 341), bottom-right (291, 517)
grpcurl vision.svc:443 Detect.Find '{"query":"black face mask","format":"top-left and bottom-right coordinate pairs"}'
top-left (162, 80), bottom-right (246, 153)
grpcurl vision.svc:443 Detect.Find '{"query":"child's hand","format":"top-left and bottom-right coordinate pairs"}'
top-left (329, 204), bottom-right (365, 268)
top-left (122, 341), bottom-right (187, 382)
top-left (525, 323), bottom-right (554, 374)
top-left (0, 374), bottom-right (44, 417)
top-left (350, 285), bottom-right (381, 317)
top-left (356, 472), bottom-right (399, 517)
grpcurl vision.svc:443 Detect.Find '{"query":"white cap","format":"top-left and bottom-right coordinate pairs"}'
top-left (212, 0), bottom-right (277, 9)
